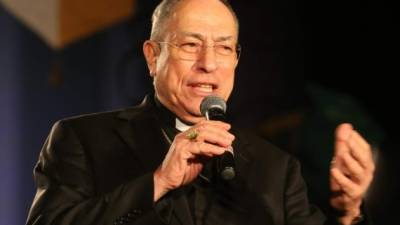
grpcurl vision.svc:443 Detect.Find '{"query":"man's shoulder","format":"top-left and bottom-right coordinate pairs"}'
top-left (58, 97), bottom-right (154, 126)
top-left (61, 108), bottom-right (124, 122)
top-left (58, 107), bottom-right (126, 126)
top-left (54, 102), bottom-right (152, 132)
top-left (48, 108), bottom-right (124, 136)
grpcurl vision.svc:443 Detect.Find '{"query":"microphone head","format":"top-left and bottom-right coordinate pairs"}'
top-left (200, 95), bottom-right (227, 116)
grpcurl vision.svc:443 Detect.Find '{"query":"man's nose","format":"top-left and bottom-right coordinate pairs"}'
top-left (196, 46), bottom-right (218, 73)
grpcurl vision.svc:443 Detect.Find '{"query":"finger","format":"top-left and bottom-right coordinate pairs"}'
top-left (335, 140), bottom-right (349, 154)
top-left (330, 172), bottom-right (341, 192)
top-left (330, 179), bottom-right (341, 192)
top-left (188, 141), bottom-right (226, 157)
top-left (178, 127), bottom-right (233, 145)
top-left (334, 124), bottom-right (352, 156)
top-left (185, 159), bottom-right (204, 172)
top-left (195, 121), bottom-right (233, 136)
top-left (194, 124), bottom-right (235, 146)
top-left (196, 128), bottom-right (234, 147)
top-left (330, 158), bottom-right (349, 192)
top-left (347, 136), bottom-right (374, 172)
top-left (197, 120), bottom-right (231, 130)
top-left (331, 167), bottom-right (362, 199)
top-left (341, 152), bottom-right (365, 183)
top-left (182, 161), bottom-right (204, 182)
top-left (187, 163), bottom-right (203, 175)
top-left (350, 130), bottom-right (371, 151)
top-left (333, 141), bottom-right (350, 172)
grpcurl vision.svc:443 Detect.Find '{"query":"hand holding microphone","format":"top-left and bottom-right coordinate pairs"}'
top-left (154, 97), bottom-right (234, 201)
top-left (200, 95), bottom-right (236, 180)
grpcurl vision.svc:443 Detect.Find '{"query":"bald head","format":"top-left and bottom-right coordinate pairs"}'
top-left (150, 0), bottom-right (239, 41)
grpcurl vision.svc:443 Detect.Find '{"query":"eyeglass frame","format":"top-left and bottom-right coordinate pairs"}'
top-left (154, 41), bottom-right (241, 62)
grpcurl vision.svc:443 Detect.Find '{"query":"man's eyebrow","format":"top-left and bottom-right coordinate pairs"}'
top-left (179, 32), bottom-right (204, 40)
top-left (178, 32), bottom-right (235, 42)
top-left (214, 36), bottom-right (235, 42)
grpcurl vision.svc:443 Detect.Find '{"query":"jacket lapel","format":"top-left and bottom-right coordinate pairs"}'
top-left (114, 96), bottom-right (168, 171)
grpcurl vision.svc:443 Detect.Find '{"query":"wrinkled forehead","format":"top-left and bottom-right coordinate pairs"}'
top-left (164, 0), bottom-right (238, 41)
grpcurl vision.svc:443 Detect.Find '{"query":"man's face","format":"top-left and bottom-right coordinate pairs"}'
top-left (145, 0), bottom-right (239, 123)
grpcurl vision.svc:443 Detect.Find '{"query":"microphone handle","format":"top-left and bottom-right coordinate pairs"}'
top-left (206, 108), bottom-right (236, 180)
top-left (217, 147), bottom-right (235, 180)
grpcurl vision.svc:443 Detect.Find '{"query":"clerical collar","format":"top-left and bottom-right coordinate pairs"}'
top-left (175, 118), bottom-right (192, 131)
top-left (153, 95), bottom-right (193, 132)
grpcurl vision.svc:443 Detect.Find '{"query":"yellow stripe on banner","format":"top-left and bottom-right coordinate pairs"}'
top-left (60, 0), bottom-right (135, 49)
top-left (0, 0), bottom-right (136, 49)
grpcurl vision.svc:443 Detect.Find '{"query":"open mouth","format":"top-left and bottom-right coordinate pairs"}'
top-left (189, 82), bottom-right (219, 94)
top-left (192, 83), bottom-right (215, 93)
top-left (187, 81), bottom-right (219, 96)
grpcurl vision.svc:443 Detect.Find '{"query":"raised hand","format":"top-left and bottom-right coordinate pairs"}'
top-left (153, 120), bottom-right (235, 201)
top-left (330, 123), bottom-right (375, 225)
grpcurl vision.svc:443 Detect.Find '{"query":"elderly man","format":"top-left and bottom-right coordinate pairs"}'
top-left (26, 0), bottom-right (374, 224)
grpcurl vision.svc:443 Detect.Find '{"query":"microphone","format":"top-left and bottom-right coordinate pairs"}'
top-left (200, 95), bottom-right (235, 180)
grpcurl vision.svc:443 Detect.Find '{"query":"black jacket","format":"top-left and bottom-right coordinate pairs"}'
top-left (26, 96), bottom-right (325, 225)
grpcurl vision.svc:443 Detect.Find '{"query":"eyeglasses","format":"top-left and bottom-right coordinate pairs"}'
top-left (156, 41), bottom-right (241, 62)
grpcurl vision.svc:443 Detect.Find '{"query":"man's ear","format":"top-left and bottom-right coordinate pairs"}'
top-left (234, 57), bottom-right (239, 68)
top-left (143, 40), bottom-right (159, 77)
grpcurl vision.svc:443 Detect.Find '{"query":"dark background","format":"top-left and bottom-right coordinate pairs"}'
top-left (0, 0), bottom-right (397, 224)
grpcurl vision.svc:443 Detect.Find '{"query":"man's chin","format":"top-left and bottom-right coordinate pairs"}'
top-left (178, 110), bottom-right (203, 124)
